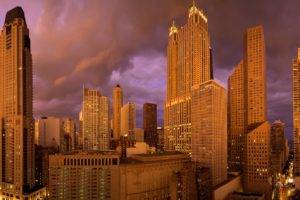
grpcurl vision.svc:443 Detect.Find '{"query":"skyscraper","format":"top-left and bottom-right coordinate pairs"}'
top-left (164, 2), bottom-right (212, 153)
top-left (228, 60), bottom-right (244, 172)
top-left (113, 84), bottom-right (123, 139)
top-left (82, 88), bottom-right (109, 151)
top-left (121, 102), bottom-right (136, 137)
top-left (293, 48), bottom-right (300, 189)
top-left (191, 80), bottom-right (227, 186)
top-left (61, 117), bottom-right (76, 151)
top-left (242, 25), bottom-right (271, 195)
top-left (0, 7), bottom-right (35, 196)
top-left (143, 103), bottom-right (157, 147)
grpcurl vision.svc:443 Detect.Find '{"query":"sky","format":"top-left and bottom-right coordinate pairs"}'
top-left (0, 0), bottom-right (298, 140)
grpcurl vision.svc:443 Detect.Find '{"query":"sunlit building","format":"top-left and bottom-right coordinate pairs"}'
top-left (143, 103), bottom-right (157, 147)
top-left (49, 151), bottom-right (120, 200)
top-left (0, 6), bottom-right (46, 199)
top-left (113, 84), bottom-right (123, 139)
top-left (191, 80), bottom-right (227, 186)
top-left (293, 48), bottom-right (300, 189)
top-left (228, 60), bottom-right (245, 172)
top-left (82, 88), bottom-right (109, 151)
top-left (242, 25), bottom-right (271, 196)
top-left (61, 117), bottom-right (76, 151)
top-left (121, 102), bottom-right (136, 137)
top-left (164, 2), bottom-right (213, 153)
top-left (49, 151), bottom-right (200, 200)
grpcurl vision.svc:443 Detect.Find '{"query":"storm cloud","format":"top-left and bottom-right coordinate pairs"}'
top-left (0, 0), bottom-right (298, 139)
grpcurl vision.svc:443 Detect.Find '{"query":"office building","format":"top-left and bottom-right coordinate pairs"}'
top-left (121, 102), bottom-right (136, 137)
top-left (61, 117), bottom-right (76, 151)
top-left (293, 48), bottom-right (300, 188)
top-left (113, 84), bottom-right (123, 139)
top-left (242, 25), bottom-right (271, 195)
top-left (164, 2), bottom-right (212, 153)
top-left (191, 80), bottom-right (227, 186)
top-left (228, 60), bottom-right (245, 172)
top-left (143, 103), bottom-right (157, 147)
top-left (82, 88), bottom-right (109, 151)
top-left (157, 127), bottom-right (164, 151)
top-left (0, 6), bottom-right (45, 198)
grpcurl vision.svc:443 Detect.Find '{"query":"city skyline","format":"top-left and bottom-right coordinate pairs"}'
top-left (0, 0), bottom-right (296, 138)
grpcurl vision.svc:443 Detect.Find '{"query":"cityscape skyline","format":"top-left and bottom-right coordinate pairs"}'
top-left (0, 1), bottom-right (296, 139)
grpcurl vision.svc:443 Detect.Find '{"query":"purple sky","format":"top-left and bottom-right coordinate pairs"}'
top-left (0, 0), bottom-right (297, 140)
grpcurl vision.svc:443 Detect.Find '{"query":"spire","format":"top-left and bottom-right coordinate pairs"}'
top-left (169, 19), bottom-right (178, 36)
top-left (188, 0), bottom-right (207, 22)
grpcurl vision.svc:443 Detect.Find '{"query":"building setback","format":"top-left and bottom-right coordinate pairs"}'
top-left (164, 2), bottom-right (212, 153)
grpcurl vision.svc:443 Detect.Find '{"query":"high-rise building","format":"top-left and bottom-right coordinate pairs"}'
top-left (293, 48), bottom-right (300, 188)
top-left (228, 60), bottom-right (244, 172)
top-left (0, 6), bottom-right (35, 196)
top-left (82, 88), bottom-right (109, 151)
top-left (143, 103), bottom-right (157, 147)
top-left (61, 118), bottom-right (76, 151)
top-left (157, 127), bottom-right (164, 151)
top-left (121, 102), bottom-right (136, 137)
top-left (78, 110), bottom-right (83, 149)
top-left (242, 25), bottom-right (271, 195)
top-left (270, 120), bottom-right (287, 174)
top-left (113, 84), bottom-right (123, 139)
top-left (164, 2), bottom-right (212, 153)
top-left (35, 117), bottom-right (62, 149)
top-left (191, 80), bottom-right (227, 186)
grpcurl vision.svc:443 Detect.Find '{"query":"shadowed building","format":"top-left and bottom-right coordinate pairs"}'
top-left (143, 103), bottom-right (157, 147)
top-left (164, 2), bottom-right (212, 153)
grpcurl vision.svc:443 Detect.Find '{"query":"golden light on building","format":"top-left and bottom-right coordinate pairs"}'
top-left (0, 6), bottom-right (35, 198)
top-left (113, 84), bottom-right (123, 139)
top-left (242, 25), bottom-right (271, 195)
top-left (164, 2), bottom-right (212, 153)
top-left (82, 88), bottom-right (109, 151)
top-left (293, 48), bottom-right (300, 188)
top-left (191, 80), bottom-right (227, 186)
top-left (228, 60), bottom-right (244, 172)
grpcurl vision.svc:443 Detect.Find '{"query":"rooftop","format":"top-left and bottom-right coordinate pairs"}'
top-left (5, 6), bottom-right (26, 25)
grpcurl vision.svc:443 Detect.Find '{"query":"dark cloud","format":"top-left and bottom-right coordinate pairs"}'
top-left (0, 0), bottom-right (297, 137)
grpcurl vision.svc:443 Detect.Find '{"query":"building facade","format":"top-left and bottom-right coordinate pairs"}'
top-left (228, 60), bottom-right (245, 172)
top-left (113, 85), bottom-right (123, 139)
top-left (82, 88), bottom-right (109, 151)
top-left (293, 48), bottom-right (300, 188)
top-left (143, 103), bottom-right (157, 147)
top-left (191, 80), bottom-right (227, 186)
top-left (0, 7), bottom-right (36, 197)
top-left (61, 118), bottom-right (76, 151)
top-left (49, 151), bottom-right (120, 200)
top-left (164, 2), bottom-right (212, 153)
top-left (121, 102), bottom-right (136, 137)
top-left (242, 26), bottom-right (271, 195)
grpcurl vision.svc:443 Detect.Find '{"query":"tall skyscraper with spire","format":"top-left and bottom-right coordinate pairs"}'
top-left (0, 6), bottom-right (36, 197)
top-left (164, 2), bottom-right (212, 152)
top-left (113, 84), bottom-right (123, 139)
top-left (293, 48), bottom-right (300, 189)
